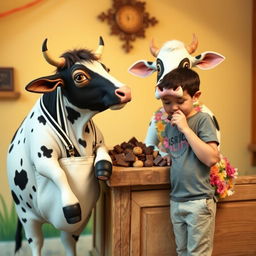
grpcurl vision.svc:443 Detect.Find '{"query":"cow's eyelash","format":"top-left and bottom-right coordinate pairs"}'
top-left (101, 63), bottom-right (110, 72)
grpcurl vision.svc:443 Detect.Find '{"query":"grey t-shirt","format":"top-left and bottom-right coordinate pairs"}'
top-left (165, 112), bottom-right (219, 201)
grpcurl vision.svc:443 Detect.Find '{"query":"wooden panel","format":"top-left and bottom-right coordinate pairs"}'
top-left (131, 190), bottom-right (176, 256)
top-left (141, 207), bottom-right (176, 256)
top-left (111, 188), bottom-right (121, 256)
top-left (131, 196), bottom-right (141, 256)
top-left (120, 187), bottom-right (131, 256)
top-left (92, 187), bottom-right (105, 256)
top-left (213, 201), bottom-right (256, 256)
top-left (108, 166), bottom-right (170, 187)
top-left (250, 1), bottom-right (256, 165)
top-left (219, 183), bottom-right (256, 202)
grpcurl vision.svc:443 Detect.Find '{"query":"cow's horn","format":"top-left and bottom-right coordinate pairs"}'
top-left (42, 39), bottom-right (66, 68)
top-left (186, 34), bottom-right (198, 54)
top-left (94, 36), bottom-right (104, 59)
top-left (150, 39), bottom-right (160, 57)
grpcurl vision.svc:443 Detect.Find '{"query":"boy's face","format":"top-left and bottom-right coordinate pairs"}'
top-left (161, 90), bottom-right (201, 119)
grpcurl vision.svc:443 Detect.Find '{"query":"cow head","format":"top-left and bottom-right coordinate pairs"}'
top-left (26, 37), bottom-right (131, 111)
top-left (128, 35), bottom-right (225, 93)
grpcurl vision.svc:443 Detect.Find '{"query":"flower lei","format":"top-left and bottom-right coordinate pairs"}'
top-left (210, 156), bottom-right (238, 199)
top-left (153, 104), bottom-right (238, 199)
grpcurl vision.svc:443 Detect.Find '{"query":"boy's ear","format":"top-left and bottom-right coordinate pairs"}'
top-left (193, 91), bottom-right (201, 101)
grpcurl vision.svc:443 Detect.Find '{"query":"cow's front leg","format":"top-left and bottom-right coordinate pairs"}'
top-left (34, 158), bottom-right (81, 224)
top-left (94, 145), bottom-right (112, 180)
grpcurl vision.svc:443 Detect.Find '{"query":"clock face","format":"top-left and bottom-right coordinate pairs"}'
top-left (115, 5), bottom-right (143, 34)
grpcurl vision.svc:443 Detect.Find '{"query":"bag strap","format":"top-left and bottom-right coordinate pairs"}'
top-left (40, 93), bottom-right (77, 157)
top-left (40, 88), bottom-right (98, 157)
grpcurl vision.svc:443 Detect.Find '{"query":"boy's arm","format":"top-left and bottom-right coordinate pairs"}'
top-left (171, 110), bottom-right (220, 167)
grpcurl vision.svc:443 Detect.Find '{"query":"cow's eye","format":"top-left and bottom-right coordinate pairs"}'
top-left (72, 70), bottom-right (90, 87)
top-left (156, 59), bottom-right (164, 82)
top-left (178, 58), bottom-right (190, 69)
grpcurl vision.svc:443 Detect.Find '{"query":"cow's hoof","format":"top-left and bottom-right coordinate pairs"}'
top-left (63, 203), bottom-right (81, 224)
top-left (95, 160), bottom-right (112, 181)
top-left (96, 170), bottom-right (111, 181)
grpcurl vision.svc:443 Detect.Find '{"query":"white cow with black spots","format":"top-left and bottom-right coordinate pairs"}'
top-left (7, 37), bottom-right (131, 256)
top-left (128, 35), bottom-right (224, 153)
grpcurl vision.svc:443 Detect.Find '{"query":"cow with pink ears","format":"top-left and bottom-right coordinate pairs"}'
top-left (128, 35), bottom-right (225, 155)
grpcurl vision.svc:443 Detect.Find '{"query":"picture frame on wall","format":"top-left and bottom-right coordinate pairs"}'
top-left (0, 67), bottom-right (20, 99)
top-left (0, 67), bottom-right (14, 91)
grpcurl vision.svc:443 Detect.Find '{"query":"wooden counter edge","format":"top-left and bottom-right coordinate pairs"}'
top-left (107, 166), bottom-right (256, 187)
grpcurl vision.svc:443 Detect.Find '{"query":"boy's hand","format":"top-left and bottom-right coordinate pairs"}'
top-left (170, 110), bottom-right (189, 133)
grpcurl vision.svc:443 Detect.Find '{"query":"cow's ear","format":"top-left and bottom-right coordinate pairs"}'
top-left (192, 52), bottom-right (225, 70)
top-left (25, 74), bottom-right (64, 93)
top-left (128, 60), bottom-right (157, 78)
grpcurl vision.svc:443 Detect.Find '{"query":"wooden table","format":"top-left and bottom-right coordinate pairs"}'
top-left (91, 167), bottom-right (256, 256)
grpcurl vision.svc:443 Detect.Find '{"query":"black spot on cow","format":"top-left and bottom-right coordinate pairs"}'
top-left (30, 112), bottom-right (34, 119)
top-left (78, 139), bottom-right (87, 148)
top-left (20, 158), bottom-right (23, 166)
top-left (29, 194), bottom-right (33, 200)
top-left (195, 54), bottom-right (202, 59)
top-left (19, 195), bottom-right (23, 201)
top-left (11, 190), bottom-right (20, 205)
top-left (32, 186), bottom-right (37, 192)
top-left (66, 107), bottom-right (81, 124)
top-left (14, 169), bottom-right (28, 190)
top-left (21, 207), bottom-right (26, 213)
top-left (40, 146), bottom-right (53, 158)
top-left (72, 235), bottom-right (79, 242)
top-left (31, 129), bottom-right (34, 133)
top-left (38, 115), bottom-right (46, 125)
top-left (38, 152), bottom-right (42, 158)
top-left (22, 218), bottom-right (27, 223)
top-left (18, 140), bottom-right (20, 145)
top-left (85, 125), bottom-right (90, 133)
top-left (9, 144), bottom-right (14, 154)
top-left (20, 128), bottom-right (23, 134)
top-left (23, 138), bottom-right (26, 144)
top-left (28, 238), bottom-right (33, 244)
top-left (26, 202), bottom-right (32, 209)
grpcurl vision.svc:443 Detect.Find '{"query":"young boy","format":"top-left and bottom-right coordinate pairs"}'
top-left (157, 67), bottom-right (220, 256)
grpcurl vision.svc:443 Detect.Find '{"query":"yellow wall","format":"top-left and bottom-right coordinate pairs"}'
top-left (0, 0), bottom-right (254, 204)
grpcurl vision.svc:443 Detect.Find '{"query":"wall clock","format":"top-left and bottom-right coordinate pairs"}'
top-left (98, 0), bottom-right (158, 53)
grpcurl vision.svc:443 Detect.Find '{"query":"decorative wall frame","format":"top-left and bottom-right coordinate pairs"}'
top-left (249, 1), bottom-right (256, 165)
top-left (98, 0), bottom-right (158, 53)
top-left (0, 67), bottom-right (20, 99)
top-left (0, 67), bottom-right (14, 91)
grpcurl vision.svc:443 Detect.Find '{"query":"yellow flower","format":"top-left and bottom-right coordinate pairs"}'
top-left (157, 122), bottom-right (165, 132)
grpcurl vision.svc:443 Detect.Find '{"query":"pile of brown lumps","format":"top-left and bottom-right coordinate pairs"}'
top-left (109, 137), bottom-right (169, 167)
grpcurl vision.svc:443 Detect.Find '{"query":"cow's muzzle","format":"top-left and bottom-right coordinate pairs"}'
top-left (115, 85), bottom-right (132, 104)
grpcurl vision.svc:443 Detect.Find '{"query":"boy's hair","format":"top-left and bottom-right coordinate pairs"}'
top-left (158, 68), bottom-right (200, 97)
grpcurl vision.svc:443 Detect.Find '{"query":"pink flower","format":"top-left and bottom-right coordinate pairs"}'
top-left (216, 180), bottom-right (226, 195)
top-left (155, 111), bottom-right (162, 121)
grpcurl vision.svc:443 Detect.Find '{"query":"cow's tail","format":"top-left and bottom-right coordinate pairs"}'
top-left (15, 217), bottom-right (23, 254)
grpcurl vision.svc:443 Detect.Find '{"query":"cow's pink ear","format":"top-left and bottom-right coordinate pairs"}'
top-left (128, 60), bottom-right (156, 78)
top-left (193, 51), bottom-right (225, 70)
top-left (26, 75), bottom-right (64, 93)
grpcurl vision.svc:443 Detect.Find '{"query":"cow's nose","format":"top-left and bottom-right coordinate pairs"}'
top-left (115, 86), bottom-right (132, 103)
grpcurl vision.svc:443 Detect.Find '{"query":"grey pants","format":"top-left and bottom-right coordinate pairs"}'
top-left (170, 199), bottom-right (216, 256)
